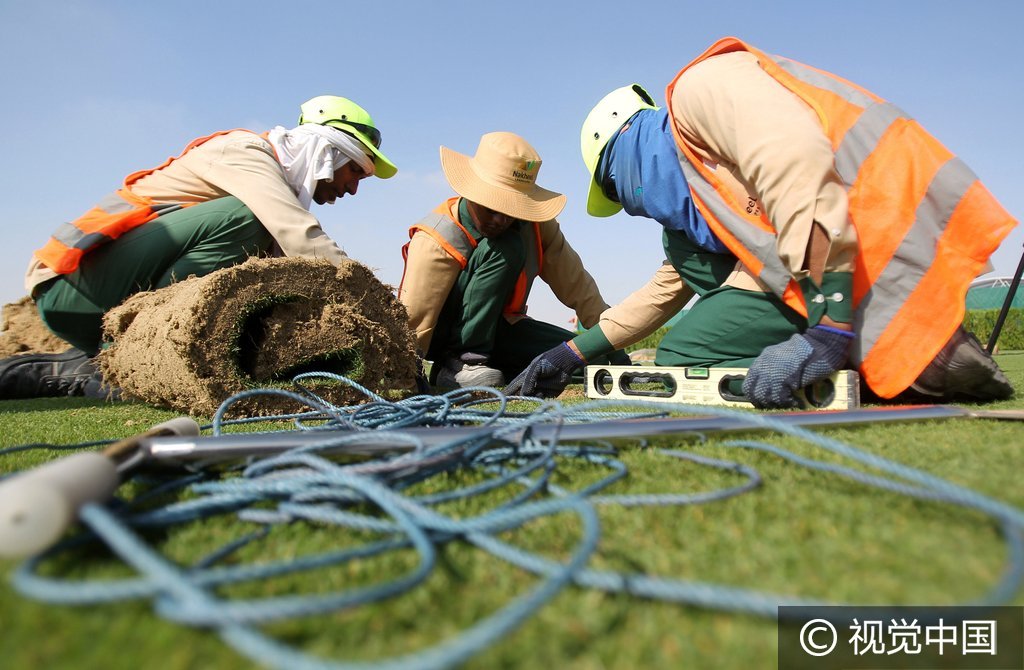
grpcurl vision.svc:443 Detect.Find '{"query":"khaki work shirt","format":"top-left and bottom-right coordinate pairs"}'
top-left (26, 130), bottom-right (348, 292)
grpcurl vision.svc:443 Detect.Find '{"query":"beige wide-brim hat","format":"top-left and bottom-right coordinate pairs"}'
top-left (440, 131), bottom-right (566, 222)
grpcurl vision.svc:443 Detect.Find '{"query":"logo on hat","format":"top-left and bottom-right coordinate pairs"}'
top-left (512, 160), bottom-right (538, 184)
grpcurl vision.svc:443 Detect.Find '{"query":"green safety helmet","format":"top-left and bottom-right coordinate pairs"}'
top-left (579, 84), bottom-right (658, 217)
top-left (298, 95), bottom-right (398, 179)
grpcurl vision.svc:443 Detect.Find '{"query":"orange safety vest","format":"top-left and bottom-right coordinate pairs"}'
top-left (34, 129), bottom-right (262, 275)
top-left (400, 197), bottom-right (544, 318)
top-left (665, 37), bottom-right (1017, 397)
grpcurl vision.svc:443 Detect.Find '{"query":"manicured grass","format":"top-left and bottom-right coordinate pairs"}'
top-left (2, 353), bottom-right (1023, 669)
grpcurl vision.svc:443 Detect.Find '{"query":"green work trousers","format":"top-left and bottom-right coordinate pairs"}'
top-left (427, 226), bottom-right (582, 379)
top-left (430, 226), bottom-right (526, 361)
top-left (655, 230), bottom-right (806, 368)
top-left (35, 196), bottom-right (273, 355)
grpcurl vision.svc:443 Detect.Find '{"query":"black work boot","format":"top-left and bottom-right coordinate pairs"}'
top-left (0, 348), bottom-right (114, 400)
top-left (910, 327), bottom-right (1014, 401)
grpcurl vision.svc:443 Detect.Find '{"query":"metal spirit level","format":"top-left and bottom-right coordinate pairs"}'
top-left (585, 365), bottom-right (860, 410)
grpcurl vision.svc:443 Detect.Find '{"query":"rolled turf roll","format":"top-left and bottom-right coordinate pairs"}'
top-left (98, 257), bottom-right (418, 416)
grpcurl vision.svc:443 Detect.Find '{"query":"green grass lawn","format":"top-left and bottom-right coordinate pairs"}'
top-left (2, 354), bottom-right (1023, 669)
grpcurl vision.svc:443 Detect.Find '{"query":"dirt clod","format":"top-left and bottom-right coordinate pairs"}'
top-left (0, 296), bottom-right (68, 356)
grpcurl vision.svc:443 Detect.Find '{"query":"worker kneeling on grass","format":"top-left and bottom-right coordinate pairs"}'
top-left (506, 37), bottom-right (1017, 407)
top-left (0, 95), bottom-right (397, 400)
top-left (398, 131), bottom-right (628, 389)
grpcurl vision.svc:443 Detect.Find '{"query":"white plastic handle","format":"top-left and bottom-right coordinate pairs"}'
top-left (0, 416), bottom-right (200, 558)
top-left (0, 452), bottom-right (119, 558)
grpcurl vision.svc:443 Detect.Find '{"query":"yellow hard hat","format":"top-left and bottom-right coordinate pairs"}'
top-left (299, 95), bottom-right (398, 179)
top-left (580, 84), bottom-right (658, 217)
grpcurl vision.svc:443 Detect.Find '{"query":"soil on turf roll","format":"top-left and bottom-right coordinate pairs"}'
top-left (0, 296), bottom-right (69, 356)
top-left (98, 257), bottom-right (418, 416)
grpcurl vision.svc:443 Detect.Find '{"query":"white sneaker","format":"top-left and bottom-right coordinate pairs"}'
top-left (436, 356), bottom-right (505, 388)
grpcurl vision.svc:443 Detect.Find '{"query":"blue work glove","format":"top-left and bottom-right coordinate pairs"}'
top-left (504, 342), bottom-right (586, 398)
top-left (742, 326), bottom-right (855, 409)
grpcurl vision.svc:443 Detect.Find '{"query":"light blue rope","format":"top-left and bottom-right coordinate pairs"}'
top-left (8, 379), bottom-right (1024, 670)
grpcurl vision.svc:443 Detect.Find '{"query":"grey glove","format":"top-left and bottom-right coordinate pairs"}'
top-left (504, 343), bottom-right (585, 398)
top-left (742, 326), bottom-right (854, 409)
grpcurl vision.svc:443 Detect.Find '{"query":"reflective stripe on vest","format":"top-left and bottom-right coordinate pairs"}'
top-left (405, 200), bottom-right (479, 269)
top-left (675, 157), bottom-right (792, 296)
top-left (34, 129), bottom-right (254, 275)
top-left (666, 37), bottom-right (1017, 397)
top-left (401, 198), bottom-right (543, 318)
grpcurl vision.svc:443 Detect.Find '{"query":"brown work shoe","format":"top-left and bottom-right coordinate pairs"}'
top-left (909, 327), bottom-right (1014, 401)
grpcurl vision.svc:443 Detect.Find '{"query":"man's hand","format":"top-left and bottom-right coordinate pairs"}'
top-left (742, 326), bottom-right (854, 408)
top-left (504, 342), bottom-right (585, 398)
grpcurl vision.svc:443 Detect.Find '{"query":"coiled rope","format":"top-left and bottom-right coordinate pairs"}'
top-left (8, 372), bottom-right (1024, 669)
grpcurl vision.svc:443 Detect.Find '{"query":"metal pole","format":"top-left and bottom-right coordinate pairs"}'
top-left (986, 243), bottom-right (1024, 353)
top-left (141, 405), bottom-right (974, 464)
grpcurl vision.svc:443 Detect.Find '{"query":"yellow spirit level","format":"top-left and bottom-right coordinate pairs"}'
top-left (585, 365), bottom-right (860, 410)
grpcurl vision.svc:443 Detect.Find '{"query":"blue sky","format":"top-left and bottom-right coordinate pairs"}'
top-left (2, 1), bottom-right (1022, 326)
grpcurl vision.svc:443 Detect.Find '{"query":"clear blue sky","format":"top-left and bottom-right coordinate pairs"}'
top-left (2, 1), bottom-right (1022, 326)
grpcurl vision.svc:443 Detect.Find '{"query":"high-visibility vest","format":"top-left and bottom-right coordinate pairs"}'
top-left (400, 197), bottom-right (544, 318)
top-left (34, 129), bottom-right (259, 275)
top-left (665, 37), bottom-right (1018, 397)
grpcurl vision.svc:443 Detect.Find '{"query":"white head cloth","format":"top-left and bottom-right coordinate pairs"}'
top-left (266, 124), bottom-right (375, 209)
